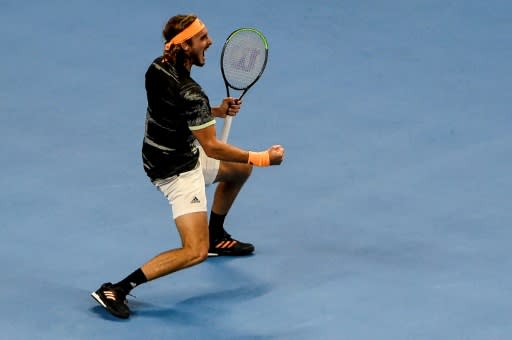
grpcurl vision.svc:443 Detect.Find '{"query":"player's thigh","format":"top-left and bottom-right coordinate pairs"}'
top-left (175, 211), bottom-right (209, 251)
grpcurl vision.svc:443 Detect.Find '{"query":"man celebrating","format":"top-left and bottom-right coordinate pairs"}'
top-left (91, 14), bottom-right (285, 319)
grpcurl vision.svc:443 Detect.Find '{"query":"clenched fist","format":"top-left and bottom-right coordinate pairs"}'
top-left (268, 145), bottom-right (285, 165)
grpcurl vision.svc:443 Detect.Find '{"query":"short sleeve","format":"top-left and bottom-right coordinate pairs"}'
top-left (181, 82), bottom-right (216, 131)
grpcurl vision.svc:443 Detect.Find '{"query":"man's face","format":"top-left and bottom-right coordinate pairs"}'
top-left (186, 28), bottom-right (213, 67)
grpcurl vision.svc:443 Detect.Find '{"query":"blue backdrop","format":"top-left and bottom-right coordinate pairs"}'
top-left (1, 0), bottom-right (511, 339)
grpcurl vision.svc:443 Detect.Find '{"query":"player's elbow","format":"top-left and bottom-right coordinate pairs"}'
top-left (200, 140), bottom-right (223, 159)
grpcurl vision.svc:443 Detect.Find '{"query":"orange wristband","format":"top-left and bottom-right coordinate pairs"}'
top-left (248, 151), bottom-right (270, 167)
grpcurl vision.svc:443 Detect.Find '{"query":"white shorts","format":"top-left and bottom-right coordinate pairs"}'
top-left (153, 143), bottom-right (220, 219)
top-left (196, 141), bottom-right (220, 185)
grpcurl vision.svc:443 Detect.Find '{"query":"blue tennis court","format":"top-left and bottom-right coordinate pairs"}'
top-left (2, 0), bottom-right (511, 339)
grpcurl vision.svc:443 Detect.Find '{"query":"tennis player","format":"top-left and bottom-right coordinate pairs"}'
top-left (91, 14), bottom-right (285, 319)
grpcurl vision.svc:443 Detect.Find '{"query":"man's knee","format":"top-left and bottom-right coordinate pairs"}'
top-left (238, 163), bottom-right (253, 180)
top-left (183, 245), bottom-right (208, 265)
top-left (218, 162), bottom-right (252, 183)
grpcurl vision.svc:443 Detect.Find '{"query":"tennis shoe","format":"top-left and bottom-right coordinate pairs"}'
top-left (208, 232), bottom-right (255, 256)
top-left (91, 282), bottom-right (130, 319)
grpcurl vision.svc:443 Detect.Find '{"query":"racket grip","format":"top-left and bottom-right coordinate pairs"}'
top-left (220, 116), bottom-right (233, 142)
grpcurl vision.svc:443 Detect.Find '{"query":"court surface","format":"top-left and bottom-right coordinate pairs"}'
top-left (1, 1), bottom-right (511, 339)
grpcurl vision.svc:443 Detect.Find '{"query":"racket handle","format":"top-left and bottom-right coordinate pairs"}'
top-left (220, 116), bottom-right (233, 142)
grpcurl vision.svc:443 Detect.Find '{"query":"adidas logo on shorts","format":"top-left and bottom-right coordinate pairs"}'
top-left (190, 196), bottom-right (201, 204)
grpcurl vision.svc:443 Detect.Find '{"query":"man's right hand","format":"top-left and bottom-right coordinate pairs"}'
top-left (268, 145), bottom-right (285, 165)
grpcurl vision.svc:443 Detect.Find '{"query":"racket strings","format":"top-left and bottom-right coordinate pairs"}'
top-left (222, 31), bottom-right (267, 90)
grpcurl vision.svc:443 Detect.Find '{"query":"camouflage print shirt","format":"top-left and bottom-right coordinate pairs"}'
top-left (142, 57), bottom-right (215, 182)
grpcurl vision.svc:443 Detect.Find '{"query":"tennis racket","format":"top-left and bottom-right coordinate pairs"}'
top-left (219, 28), bottom-right (269, 142)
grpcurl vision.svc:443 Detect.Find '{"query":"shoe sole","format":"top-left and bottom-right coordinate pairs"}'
top-left (90, 292), bottom-right (129, 319)
top-left (91, 292), bottom-right (107, 308)
top-left (207, 250), bottom-right (254, 257)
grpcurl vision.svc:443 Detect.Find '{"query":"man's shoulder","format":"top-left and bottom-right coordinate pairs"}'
top-left (147, 57), bottom-right (176, 77)
top-left (146, 58), bottom-right (195, 87)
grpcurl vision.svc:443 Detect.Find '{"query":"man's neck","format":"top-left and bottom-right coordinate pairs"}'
top-left (183, 59), bottom-right (192, 72)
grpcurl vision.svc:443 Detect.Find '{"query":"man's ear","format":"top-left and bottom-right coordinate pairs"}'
top-left (180, 42), bottom-right (190, 51)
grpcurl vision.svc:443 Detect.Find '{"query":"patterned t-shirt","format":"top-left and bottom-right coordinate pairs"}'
top-left (142, 57), bottom-right (215, 181)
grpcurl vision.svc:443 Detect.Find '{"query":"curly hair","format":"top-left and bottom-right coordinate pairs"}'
top-left (162, 14), bottom-right (198, 65)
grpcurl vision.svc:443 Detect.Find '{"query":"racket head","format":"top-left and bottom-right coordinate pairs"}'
top-left (220, 28), bottom-right (269, 94)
